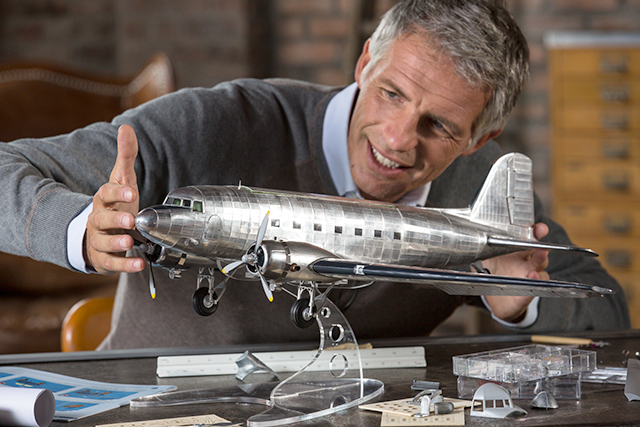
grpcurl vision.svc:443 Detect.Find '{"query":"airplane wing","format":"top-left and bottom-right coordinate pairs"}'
top-left (310, 259), bottom-right (613, 298)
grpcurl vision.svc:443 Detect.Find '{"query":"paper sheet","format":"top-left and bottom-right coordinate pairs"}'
top-left (0, 367), bottom-right (175, 421)
top-left (380, 409), bottom-right (465, 426)
top-left (0, 387), bottom-right (55, 427)
top-left (96, 413), bottom-right (233, 427)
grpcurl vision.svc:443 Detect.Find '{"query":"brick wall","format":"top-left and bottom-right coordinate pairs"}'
top-left (3, 0), bottom-right (640, 204)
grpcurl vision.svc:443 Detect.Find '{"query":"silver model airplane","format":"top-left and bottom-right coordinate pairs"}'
top-left (132, 153), bottom-right (612, 326)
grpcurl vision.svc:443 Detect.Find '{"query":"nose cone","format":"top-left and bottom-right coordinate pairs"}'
top-left (136, 207), bottom-right (173, 244)
top-left (135, 208), bottom-right (158, 237)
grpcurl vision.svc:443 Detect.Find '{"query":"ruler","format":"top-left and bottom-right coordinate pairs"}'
top-left (157, 346), bottom-right (425, 378)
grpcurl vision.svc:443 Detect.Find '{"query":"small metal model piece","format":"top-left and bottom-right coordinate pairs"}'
top-left (530, 390), bottom-right (559, 409)
top-left (234, 351), bottom-right (280, 381)
top-left (625, 358), bottom-right (640, 401)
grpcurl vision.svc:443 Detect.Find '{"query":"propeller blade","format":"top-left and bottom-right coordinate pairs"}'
top-left (259, 274), bottom-right (274, 302)
top-left (148, 268), bottom-right (157, 299)
top-left (255, 211), bottom-right (270, 249)
top-left (222, 259), bottom-right (244, 275)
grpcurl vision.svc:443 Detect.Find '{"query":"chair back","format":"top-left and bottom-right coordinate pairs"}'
top-left (61, 297), bottom-right (115, 352)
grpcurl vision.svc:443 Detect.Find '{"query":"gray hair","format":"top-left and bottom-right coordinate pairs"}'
top-left (363, 0), bottom-right (529, 146)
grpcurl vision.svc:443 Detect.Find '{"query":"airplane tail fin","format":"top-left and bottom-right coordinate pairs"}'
top-left (469, 153), bottom-right (534, 240)
top-left (468, 153), bottom-right (598, 257)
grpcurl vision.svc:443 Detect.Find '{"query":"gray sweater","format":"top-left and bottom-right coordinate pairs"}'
top-left (0, 78), bottom-right (629, 349)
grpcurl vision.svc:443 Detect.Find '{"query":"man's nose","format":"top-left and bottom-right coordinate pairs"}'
top-left (383, 113), bottom-right (419, 152)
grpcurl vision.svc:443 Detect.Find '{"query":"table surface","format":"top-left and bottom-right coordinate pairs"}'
top-left (2, 329), bottom-right (639, 427)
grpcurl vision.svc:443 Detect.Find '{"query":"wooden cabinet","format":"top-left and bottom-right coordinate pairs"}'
top-left (548, 33), bottom-right (640, 327)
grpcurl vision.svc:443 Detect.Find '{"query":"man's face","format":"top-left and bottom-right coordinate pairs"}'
top-left (348, 33), bottom-right (494, 202)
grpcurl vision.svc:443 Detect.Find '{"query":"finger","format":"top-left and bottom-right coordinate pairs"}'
top-left (95, 182), bottom-right (137, 207)
top-left (528, 270), bottom-right (550, 281)
top-left (88, 232), bottom-right (136, 254)
top-left (89, 208), bottom-right (135, 232)
top-left (110, 124), bottom-right (139, 187)
top-left (533, 222), bottom-right (549, 240)
top-left (92, 252), bottom-right (146, 275)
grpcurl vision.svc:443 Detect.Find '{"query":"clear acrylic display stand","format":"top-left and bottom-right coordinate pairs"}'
top-left (246, 297), bottom-right (384, 426)
top-left (131, 298), bottom-right (384, 426)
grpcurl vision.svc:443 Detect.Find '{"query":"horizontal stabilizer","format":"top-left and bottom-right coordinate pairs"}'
top-left (487, 237), bottom-right (598, 257)
top-left (311, 259), bottom-right (612, 298)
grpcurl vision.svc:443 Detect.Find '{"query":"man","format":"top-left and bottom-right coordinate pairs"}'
top-left (1, 0), bottom-right (629, 349)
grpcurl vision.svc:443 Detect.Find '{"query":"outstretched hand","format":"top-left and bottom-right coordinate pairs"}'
top-left (480, 223), bottom-right (550, 323)
top-left (85, 124), bottom-right (146, 274)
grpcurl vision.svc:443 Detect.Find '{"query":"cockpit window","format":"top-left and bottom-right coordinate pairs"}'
top-left (163, 195), bottom-right (203, 212)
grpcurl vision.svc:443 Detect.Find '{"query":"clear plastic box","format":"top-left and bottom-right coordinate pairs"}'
top-left (452, 344), bottom-right (596, 383)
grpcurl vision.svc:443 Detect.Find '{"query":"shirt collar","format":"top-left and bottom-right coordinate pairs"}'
top-left (322, 83), bottom-right (430, 206)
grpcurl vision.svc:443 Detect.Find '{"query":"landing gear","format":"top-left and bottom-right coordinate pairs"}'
top-left (290, 298), bottom-right (315, 329)
top-left (191, 267), bottom-right (223, 316)
top-left (192, 287), bottom-right (218, 316)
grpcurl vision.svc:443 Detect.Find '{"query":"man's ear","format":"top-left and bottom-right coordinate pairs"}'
top-left (461, 128), bottom-right (503, 156)
top-left (354, 39), bottom-right (372, 85)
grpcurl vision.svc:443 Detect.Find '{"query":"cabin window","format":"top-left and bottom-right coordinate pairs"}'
top-left (193, 200), bottom-right (204, 213)
top-left (272, 219), bottom-right (280, 227)
top-left (293, 221), bottom-right (301, 229)
top-left (183, 199), bottom-right (191, 208)
top-left (314, 223), bottom-right (322, 232)
top-left (334, 226), bottom-right (343, 234)
top-left (374, 230), bottom-right (382, 238)
top-left (355, 228), bottom-right (362, 236)
top-left (394, 232), bottom-right (401, 240)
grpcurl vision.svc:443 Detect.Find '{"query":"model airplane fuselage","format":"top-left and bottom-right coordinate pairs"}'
top-left (134, 153), bottom-right (611, 318)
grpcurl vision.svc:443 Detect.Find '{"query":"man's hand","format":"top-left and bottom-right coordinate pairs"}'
top-left (85, 124), bottom-right (146, 274)
top-left (480, 223), bottom-right (550, 323)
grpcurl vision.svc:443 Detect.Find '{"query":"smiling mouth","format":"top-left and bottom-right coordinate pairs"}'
top-left (371, 145), bottom-right (401, 169)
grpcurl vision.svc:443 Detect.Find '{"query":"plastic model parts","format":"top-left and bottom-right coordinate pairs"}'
top-left (470, 383), bottom-right (527, 419)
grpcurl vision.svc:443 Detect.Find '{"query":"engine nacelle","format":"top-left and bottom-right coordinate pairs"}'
top-left (145, 244), bottom-right (213, 276)
top-left (254, 240), bottom-right (338, 283)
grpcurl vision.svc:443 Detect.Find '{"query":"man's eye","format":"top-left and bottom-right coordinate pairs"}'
top-left (384, 89), bottom-right (399, 99)
top-left (432, 120), bottom-right (445, 131)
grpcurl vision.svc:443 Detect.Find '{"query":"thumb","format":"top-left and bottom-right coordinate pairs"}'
top-left (110, 124), bottom-right (139, 186)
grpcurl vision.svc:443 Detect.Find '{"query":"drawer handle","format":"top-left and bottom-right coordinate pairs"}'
top-left (603, 215), bottom-right (632, 233)
top-left (602, 173), bottom-right (631, 190)
top-left (600, 86), bottom-right (630, 103)
top-left (601, 114), bottom-right (629, 130)
top-left (601, 141), bottom-right (630, 158)
top-left (605, 249), bottom-right (631, 268)
top-left (600, 57), bottom-right (630, 74)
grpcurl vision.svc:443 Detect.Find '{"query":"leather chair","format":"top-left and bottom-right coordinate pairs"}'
top-left (61, 297), bottom-right (115, 352)
top-left (0, 53), bottom-right (175, 354)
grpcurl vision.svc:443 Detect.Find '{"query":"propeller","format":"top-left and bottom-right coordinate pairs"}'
top-left (222, 211), bottom-right (274, 302)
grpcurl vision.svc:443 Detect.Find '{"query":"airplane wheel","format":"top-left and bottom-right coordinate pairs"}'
top-left (290, 298), bottom-right (315, 329)
top-left (192, 287), bottom-right (218, 316)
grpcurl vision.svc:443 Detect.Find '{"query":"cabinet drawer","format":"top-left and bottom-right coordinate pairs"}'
top-left (567, 236), bottom-right (640, 273)
top-left (551, 49), bottom-right (640, 78)
top-left (555, 203), bottom-right (640, 238)
top-left (556, 79), bottom-right (640, 104)
top-left (553, 160), bottom-right (640, 196)
top-left (552, 136), bottom-right (640, 160)
top-left (611, 272), bottom-right (640, 328)
top-left (554, 105), bottom-right (640, 131)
